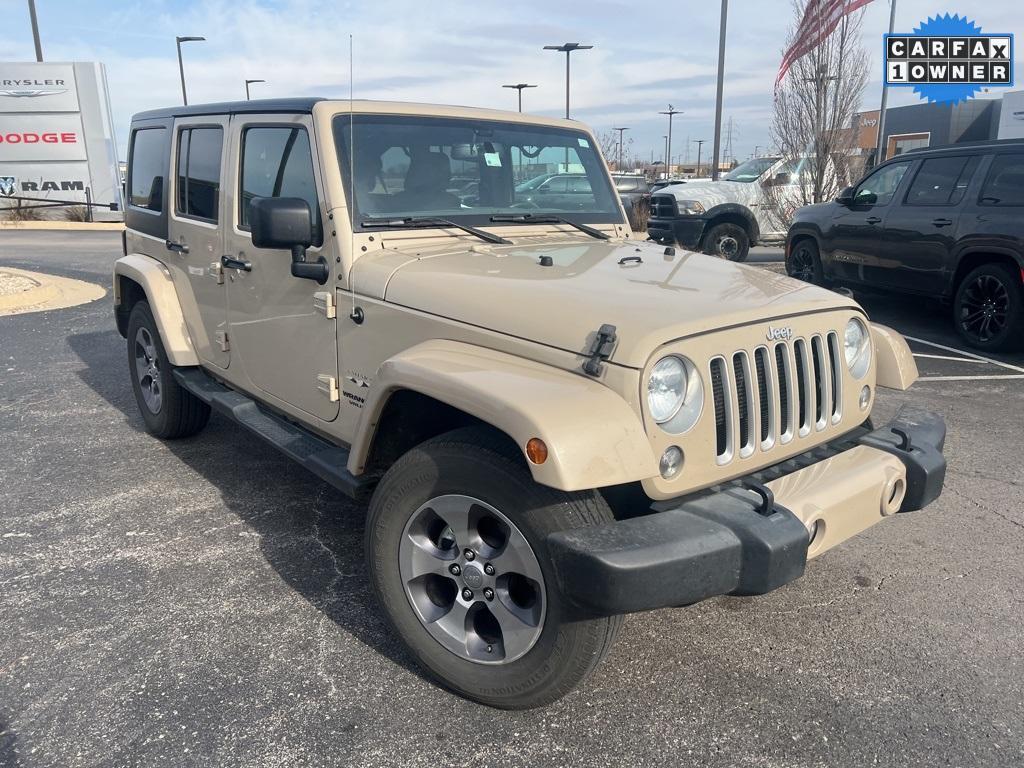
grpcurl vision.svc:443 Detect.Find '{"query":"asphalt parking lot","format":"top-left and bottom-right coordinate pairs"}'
top-left (1, 231), bottom-right (1022, 767)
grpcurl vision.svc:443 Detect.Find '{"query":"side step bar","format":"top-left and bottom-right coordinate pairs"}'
top-left (173, 367), bottom-right (375, 501)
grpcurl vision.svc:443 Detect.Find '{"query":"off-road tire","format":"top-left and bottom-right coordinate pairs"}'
top-left (126, 301), bottom-right (210, 438)
top-left (703, 222), bottom-right (750, 262)
top-left (366, 426), bottom-right (622, 709)
top-left (953, 263), bottom-right (1024, 352)
top-left (786, 238), bottom-right (825, 285)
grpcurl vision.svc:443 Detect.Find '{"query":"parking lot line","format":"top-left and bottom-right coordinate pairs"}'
top-left (912, 353), bottom-right (986, 364)
top-left (915, 374), bottom-right (1024, 382)
top-left (903, 335), bottom-right (1024, 374)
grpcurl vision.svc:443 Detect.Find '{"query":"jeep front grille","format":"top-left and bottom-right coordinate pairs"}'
top-left (711, 332), bottom-right (843, 465)
top-left (649, 194), bottom-right (678, 218)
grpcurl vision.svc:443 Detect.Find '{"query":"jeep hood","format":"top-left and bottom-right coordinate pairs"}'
top-left (368, 240), bottom-right (858, 369)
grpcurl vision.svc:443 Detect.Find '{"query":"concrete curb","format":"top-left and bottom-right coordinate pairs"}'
top-left (0, 267), bottom-right (106, 315)
top-left (0, 221), bottom-right (124, 231)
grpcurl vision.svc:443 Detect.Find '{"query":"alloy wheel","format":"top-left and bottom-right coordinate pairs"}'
top-left (959, 273), bottom-right (1010, 344)
top-left (715, 235), bottom-right (739, 259)
top-left (133, 326), bottom-right (162, 414)
top-left (789, 244), bottom-right (817, 282)
top-left (398, 494), bottom-right (546, 664)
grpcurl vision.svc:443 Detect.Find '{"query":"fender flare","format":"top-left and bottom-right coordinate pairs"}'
top-left (871, 323), bottom-right (918, 391)
top-left (113, 253), bottom-right (199, 367)
top-left (348, 340), bottom-right (659, 492)
top-left (703, 203), bottom-right (761, 244)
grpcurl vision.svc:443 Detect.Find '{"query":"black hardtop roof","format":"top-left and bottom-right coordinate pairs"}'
top-left (899, 137), bottom-right (1024, 157)
top-left (132, 97), bottom-right (325, 122)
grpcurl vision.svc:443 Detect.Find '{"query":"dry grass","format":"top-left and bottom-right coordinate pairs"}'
top-left (0, 201), bottom-right (46, 221)
top-left (63, 205), bottom-right (91, 222)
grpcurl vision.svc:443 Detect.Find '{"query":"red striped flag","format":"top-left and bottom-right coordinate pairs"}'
top-left (776, 0), bottom-right (875, 89)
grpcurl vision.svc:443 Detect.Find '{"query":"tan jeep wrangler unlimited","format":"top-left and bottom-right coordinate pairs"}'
top-left (114, 98), bottom-right (946, 709)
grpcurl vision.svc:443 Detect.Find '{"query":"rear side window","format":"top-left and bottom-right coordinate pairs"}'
top-left (175, 127), bottom-right (223, 222)
top-left (980, 154), bottom-right (1024, 206)
top-left (904, 155), bottom-right (981, 206)
top-left (128, 128), bottom-right (167, 211)
top-left (239, 126), bottom-right (322, 245)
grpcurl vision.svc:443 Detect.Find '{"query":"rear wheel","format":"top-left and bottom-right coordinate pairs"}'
top-left (126, 301), bottom-right (210, 438)
top-left (366, 427), bottom-right (621, 709)
top-left (786, 238), bottom-right (825, 285)
top-left (703, 222), bottom-right (750, 262)
top-left (953, 263), bottom-right (1023, 351)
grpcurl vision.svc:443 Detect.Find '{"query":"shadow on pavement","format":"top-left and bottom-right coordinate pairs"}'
top-left (66, 328), bottom-right (432, 687)
top-left (0, 713), bottom-right (21, 768)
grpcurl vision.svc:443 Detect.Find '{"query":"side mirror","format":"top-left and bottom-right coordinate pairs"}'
top-left (835, 186), bottom-right (856, 205)
top-left (147, 176), bottom-right (163, 211)
top-left (249, 197), bottom-right (327, 284)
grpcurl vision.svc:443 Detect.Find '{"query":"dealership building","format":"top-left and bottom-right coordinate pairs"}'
top-left (0, 61), bottom-right (122, 220)
top-left (853, 89), bottom-right (1024, 165)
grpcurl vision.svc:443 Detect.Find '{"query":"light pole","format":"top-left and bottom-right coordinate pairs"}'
top-left (693, 139), bottom-right (706, 177)
top-left (27, 0), bottom-right (43, 61)
top-left (543, 43), bottom-right (593, 119)
top-left (175, 35), bottom-right (205, 106)
top-left (662, 135), bottom-right (668, 176)
top-left (659, 105), bottom-right (682, 177)
top-left (875, 0), bottom-right (899, 164)
top-left (245, 79), bottom-right (265, 100)
top-left (711, 0), bottom-right (729, 180)
top-left (502, 83), bottom-right (537, 112)
top-left (613, 127), bottom-right (629, 171)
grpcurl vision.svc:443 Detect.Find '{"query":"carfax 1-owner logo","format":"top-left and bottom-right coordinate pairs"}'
top-left (884, 14), bottom-right (1013, 104)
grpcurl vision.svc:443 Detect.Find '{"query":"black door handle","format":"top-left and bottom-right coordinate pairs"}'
top-left (931, 218), bottom-right (953, 227)
top-left (866, 216), bottom-right (882, 224)
top-left (221, 255), bottom-right (252, 271)
top-left (165, 240), bottom-right (189, 254)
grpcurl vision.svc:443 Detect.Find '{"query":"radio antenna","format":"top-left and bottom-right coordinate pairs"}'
top-left (347, 34), bottom-right (362, 323)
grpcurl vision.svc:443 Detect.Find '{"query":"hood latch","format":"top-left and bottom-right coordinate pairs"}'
top-left (583, 324), bottom-right (617, 376)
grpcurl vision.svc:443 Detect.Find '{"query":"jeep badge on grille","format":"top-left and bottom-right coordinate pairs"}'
top-left (766, 326), bottom-right (793, 341)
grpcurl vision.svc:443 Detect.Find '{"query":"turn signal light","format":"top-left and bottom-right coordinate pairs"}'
top-left (526, 438), bottom-right (548, 465)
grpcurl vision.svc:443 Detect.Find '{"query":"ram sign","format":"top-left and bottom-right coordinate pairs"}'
top-left (0, 62), bottom-right (122, 220)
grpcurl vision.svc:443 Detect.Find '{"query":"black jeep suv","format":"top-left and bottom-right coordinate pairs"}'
top-left (785, 139), bottom-right (1024, 351)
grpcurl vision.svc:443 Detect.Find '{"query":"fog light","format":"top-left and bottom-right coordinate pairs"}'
top-left (659, 446), bottom-right (684, 479)
top-left (859, 385), bottom-right (871, 410)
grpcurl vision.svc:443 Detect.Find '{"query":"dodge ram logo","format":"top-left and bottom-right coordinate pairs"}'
top-left (766, 326), bottom-right (793, 341)
top-left (0, 177), bottom-right (15, 197)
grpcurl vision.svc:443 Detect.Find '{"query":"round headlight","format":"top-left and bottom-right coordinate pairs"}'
top-left (844, 318), bottom-right (871, 378)
top-left (647, 356), bottom-right (687, 423)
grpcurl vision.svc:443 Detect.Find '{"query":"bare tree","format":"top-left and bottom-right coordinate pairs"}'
top-left (766, 1), bottom-right (870, 227)
top-left (595, 129), bottom-right (635, 172)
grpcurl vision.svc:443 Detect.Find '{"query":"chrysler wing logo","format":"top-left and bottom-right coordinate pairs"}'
top-left (0, 88), bottom-right (68, 98)
top-left (0, 177), bottom-right (15, 197)
top-left (345, 373), bottom-right (370, 389)
top-left (766, 326), bottom-right (793, 341)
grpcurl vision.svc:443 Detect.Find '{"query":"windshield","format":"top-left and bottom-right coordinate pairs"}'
top-left (333, 114), bottom-right (623, 227)
top-left (721, 156), bottom-right (780, 182)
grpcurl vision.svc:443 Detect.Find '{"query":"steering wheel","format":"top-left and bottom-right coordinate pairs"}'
top-left (518, 145), bottom-right (543, 159)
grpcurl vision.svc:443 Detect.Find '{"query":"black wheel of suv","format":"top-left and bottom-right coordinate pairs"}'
top-left (953, 263), bottom-right (1023, 352)
top-left (703, 222), bottom-right (750, 262)
top-left (786, 238), bottom-right (824, 284)
top-left (126, 301), bottom-right (211, 438)
top-left (366, 426), bottom-right (621, 709)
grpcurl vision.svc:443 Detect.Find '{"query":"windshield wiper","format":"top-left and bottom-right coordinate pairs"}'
top-left (489, 214), bottom-right (610, 241)
top-left (361, 216), bottom-right (511, 245)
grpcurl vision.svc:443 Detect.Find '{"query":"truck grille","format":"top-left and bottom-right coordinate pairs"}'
top-left (710, 333), bottom-right (843, 464)
top-left (649, 194), bottom-right (678, 218)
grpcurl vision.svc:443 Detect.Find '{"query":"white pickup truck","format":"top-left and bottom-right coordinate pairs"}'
top-left (647, 156), bottom-right (808, 261)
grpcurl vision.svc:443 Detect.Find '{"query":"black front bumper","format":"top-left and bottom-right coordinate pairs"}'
top-left (646, 215), bottom-right (706, 248)
top-left (546, 406), bottom-right (946, 617)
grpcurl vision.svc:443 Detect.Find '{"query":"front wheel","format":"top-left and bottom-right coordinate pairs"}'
top-left (366, 427), bottom-right (621, 709)
top-left (953, 263), bottom-right (1023, 351)
top-left (786, 238), bottom-right (825, 284)
top-left (702, 222), bottom-right (750, 261)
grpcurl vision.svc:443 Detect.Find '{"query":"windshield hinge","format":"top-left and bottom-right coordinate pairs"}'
top-left (583, 324), bottom-right (617, 376)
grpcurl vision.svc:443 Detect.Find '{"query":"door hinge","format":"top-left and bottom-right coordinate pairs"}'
top-left (313, 291), bottom-right (336, 319)
top-left (317, 374), bottom-right (340, 402)
top-left (215, 330), bottom-right (230, 352)
top-left (208, 261), bottom-right (224, 284)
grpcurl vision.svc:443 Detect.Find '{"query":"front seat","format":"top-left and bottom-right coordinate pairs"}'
top-left (393, 151), bottom-right (461, 212)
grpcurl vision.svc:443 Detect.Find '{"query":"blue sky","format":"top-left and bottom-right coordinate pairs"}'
top-left (3, 0), bottom-right (1021, 162)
